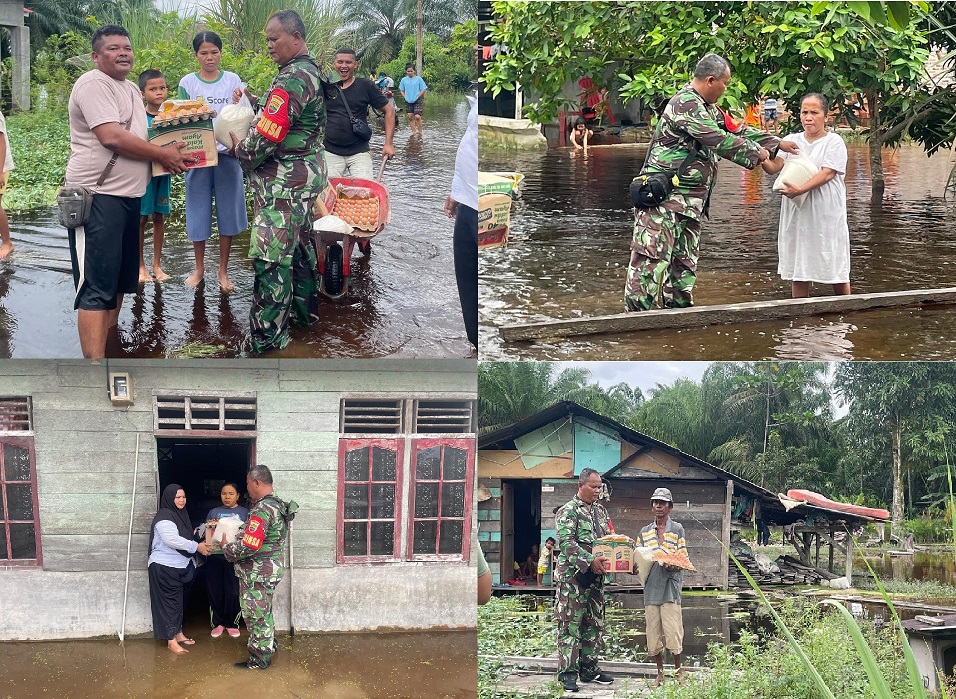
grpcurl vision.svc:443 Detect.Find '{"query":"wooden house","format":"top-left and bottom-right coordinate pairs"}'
top-left (0, 359), bottom-right (476, 640)
top-left (478, 401), bottom-right (880, 588)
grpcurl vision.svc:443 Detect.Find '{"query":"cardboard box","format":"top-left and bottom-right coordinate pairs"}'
top-left (479, 172), bottom-right (518, 196)
top-left (479, 226), bottom-right (509, 250)
top-left (149, 120), bottom-right (218, 176)
top-left (593, 541), bottom-right (634, 573)
top-left (478, 192), bottom-right (512, 235)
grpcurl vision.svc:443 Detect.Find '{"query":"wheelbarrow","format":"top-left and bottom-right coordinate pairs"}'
top-left (313, 156), bottom-right (391, 299)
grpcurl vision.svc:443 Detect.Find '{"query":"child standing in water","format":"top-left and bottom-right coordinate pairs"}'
top-left (137, 69), bottom-right (171, 282)
top-left (178, 31), bottom-right (248, 293)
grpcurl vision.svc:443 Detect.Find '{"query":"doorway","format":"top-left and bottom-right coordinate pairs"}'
top-left (500, 479), bottom-right (541, 582)
top-left (155, 437), bottom-right (255, 626)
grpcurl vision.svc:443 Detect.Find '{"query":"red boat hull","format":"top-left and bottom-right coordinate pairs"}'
top-left (786, 489), bottom-right (889, 520)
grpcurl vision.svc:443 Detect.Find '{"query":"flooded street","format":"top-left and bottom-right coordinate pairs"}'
top-left (479, 141), bottom-right (956, 360)
top-left (2, 100), bottom-right (471, 358)
top-left (0, 628), bottom-right (476, 699)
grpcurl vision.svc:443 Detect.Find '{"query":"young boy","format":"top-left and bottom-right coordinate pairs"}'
top-left (138, 69), bottom-right (172, 283)
top-left (399, 63), bottom-right (428, 136)
top-left (537, 537), bottom-right (556, 586)
top-left (0, 108), bottom-right (15, 258)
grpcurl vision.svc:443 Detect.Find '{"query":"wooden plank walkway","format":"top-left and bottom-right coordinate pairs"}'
top-left (482, 656), bottom-right (699, 697)
top-left (499, 287), bottom-right (956, 342)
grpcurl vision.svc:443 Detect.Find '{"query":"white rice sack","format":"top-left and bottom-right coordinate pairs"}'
top-left (313, 214), bottom-right (354, 234)
top-left (215, 514), bottom-right (244, 545)
top-left (773, 156), bottom-right (820, 209)
top-left (214, 105), bottom-right (256, 148)
top-left (634, 546), bottom-right (657, 585)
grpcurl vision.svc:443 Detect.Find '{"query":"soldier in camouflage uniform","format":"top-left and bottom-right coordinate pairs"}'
top-left (553, 468), bottom-right (615, 692)
top-left (233, 10), bottom-right (326, 354)
top-left (221, 464), bottom-right (296, 669)
top-left (625, 53), bottom-right (797, 312)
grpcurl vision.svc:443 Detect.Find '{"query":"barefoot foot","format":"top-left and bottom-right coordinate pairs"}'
top-left (185, 270), bottom-right (204, 288)
top-left (138, 266), bottom-right (152, 284)
top-left (0, 242), bottom-right (13, 259)
top-left (218, 274), bottom-right (235, 294)
top-left (153, 266), bottom-right (171, 283)
top-left (168, 640), bottom-right (188, 654)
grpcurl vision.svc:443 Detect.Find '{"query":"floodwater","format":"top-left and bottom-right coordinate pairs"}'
top-left (479, 141), bottom-right (956, 360)
top-left (0, 100), bottom-right (472, 358)
top-left (862, 549), bottom-right (956, 588)
top-left (0, 628), bottom-right (477, 699)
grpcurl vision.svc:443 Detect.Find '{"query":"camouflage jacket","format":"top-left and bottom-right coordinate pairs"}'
top-left (222, 493), bottom-right (289, 582)
top-left (646, 83), bottom-right (780, 219)
top-left (236, 54), bottom-right (327, 202)
top-left (554, 495), bottom-right (612, 585)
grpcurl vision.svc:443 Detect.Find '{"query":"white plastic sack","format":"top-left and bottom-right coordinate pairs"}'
top-left (634, 546), bottom-right (657, 585)
top-left (773, 156), bottom-right (820, 209)
top-left (313, 214), bottom-right (355, 234)
top-left (214, 104), bottom-right (256, 148)
top-left (215, 514), bottom-right (243, 545)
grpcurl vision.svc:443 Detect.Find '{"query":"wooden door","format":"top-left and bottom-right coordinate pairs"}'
top-left (500, 480), bottom-right (514, 582)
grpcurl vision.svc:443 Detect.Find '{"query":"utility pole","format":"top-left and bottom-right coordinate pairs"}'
top-left (416, 0), bottom-right (424, 75)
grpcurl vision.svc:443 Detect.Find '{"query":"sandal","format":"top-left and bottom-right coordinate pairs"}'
top-left (179, 638), bottom-right (196, 645)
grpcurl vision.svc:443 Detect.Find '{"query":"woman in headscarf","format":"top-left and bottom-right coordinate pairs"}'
top-left (148, 484), bottom-right (212, 654)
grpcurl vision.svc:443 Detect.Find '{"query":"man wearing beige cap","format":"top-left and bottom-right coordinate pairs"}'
top-left (638, 487), bottom-right (687, 687)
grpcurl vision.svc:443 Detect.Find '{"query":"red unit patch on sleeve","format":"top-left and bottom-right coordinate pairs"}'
top-left (256, 87), bottom-right (291, 142)
top-left (242, 515), bottom-right (265, 550)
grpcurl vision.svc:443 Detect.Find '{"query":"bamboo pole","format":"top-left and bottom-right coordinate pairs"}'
top-left (120, 433), bottom-right (139, 642)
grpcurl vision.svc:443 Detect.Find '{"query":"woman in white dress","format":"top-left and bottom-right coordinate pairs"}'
top-left (761, 93), bottom-right (851, 298)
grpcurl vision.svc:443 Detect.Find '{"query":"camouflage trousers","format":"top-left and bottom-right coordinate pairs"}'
top-left (248, 196), bottom-right (319, 354)
top-left (554, 579), bottom-right (605, 675)
top-left (624, 205), bottom-right (701, 311)
top-left (239, 575), bottom-right (281, 667)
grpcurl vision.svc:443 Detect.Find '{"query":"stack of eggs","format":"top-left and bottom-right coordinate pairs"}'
top-left (332, 195), bottom-right (380, 232)
top-left (154, 98), bottom-right (217, 128)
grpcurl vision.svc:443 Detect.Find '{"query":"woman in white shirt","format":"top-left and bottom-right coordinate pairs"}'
top-left (761, 93), bottom-right (851, 299)
top-left (148, 484), bottom-right (211, 654)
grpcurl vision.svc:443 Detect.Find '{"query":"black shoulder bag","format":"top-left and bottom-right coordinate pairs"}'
top-left (629, 116), bottom-right (699, 209)
top-left (57, 104), bottom-right (134, 229)
top-left (337, 84), bottom-right (373, 142)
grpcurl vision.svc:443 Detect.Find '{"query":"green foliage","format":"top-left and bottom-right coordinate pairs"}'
top-left (4, 110), bottom-right (69, 212)
top-left (30, 31), bottom-right (90, 114)
top-left (904, 506), bottom-right (951, 543)
top-left (484, 1), bottom-right (929, 132)
top-left (377, 31), bottom-right (476, 94)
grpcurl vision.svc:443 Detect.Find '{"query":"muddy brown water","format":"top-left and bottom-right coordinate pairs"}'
top-left (1, 100), bottom-right (472, 358)
top-left (0, 628), bottom-right (477, 698)
top-left (479, 141), bottom-right (956, 360)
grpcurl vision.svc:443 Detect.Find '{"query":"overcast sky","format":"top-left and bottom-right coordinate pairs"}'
top-left (555, 361), bottom-right (712, 396)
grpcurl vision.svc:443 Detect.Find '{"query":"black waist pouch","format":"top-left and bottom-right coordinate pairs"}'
top-left (573, 568), bottom-right (600, 587)
top-left (629, 172), bottom-right (678, 208)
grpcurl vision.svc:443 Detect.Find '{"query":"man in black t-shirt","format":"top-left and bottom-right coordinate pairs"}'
top-left (324, 47), bottom-right (395, 179)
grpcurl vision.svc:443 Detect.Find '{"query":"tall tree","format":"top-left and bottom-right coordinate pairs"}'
top-left (834, 362), bottom-right (956, 536)
top-left (484, 1), bottom-right (929, 198)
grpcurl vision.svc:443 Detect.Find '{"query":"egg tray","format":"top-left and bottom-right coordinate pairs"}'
top-left (331, 196), bottom-right (381, 232)
top-left (153, 110), bottom-right (217, 129)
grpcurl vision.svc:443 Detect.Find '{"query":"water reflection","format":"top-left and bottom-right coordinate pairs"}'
top-left (2, 100), bottom-right (473, 358)
top-left (480, 142), bottom-right (956, 360)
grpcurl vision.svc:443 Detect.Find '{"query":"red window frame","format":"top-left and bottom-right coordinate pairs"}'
top-left (0, 436), bottom-right (40, 567)
top-left (336, 438), bottom-right (404, 563)
top-left (405, 437), bottom-right (474, 562)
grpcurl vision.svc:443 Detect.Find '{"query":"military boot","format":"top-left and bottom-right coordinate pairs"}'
top-left (558, 671), bottom-right (579, 692)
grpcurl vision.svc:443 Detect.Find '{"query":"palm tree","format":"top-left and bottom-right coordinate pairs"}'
top-left (343, 0), bottom-right (472, 72)
top-left (205, 0), bottom-right (347, 67)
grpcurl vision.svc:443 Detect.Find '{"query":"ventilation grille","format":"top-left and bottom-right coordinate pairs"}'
top-left (0, 397), bottom-right (31, 431)
top-left (413, 400), bottom-right (475, 434)
top-left (155, 396), bottom-right (257, 431)
top-left (341, 400), bottom-right (403, 434)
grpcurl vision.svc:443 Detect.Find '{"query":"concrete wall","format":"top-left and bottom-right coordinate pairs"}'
top-left (0, 359), bottom-right (477, 639)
